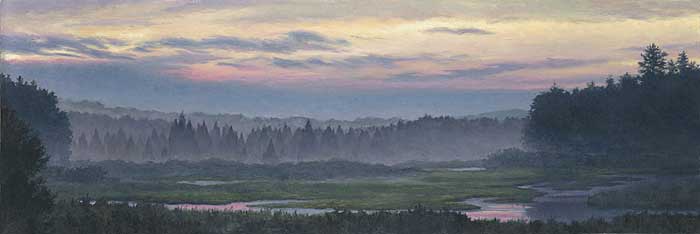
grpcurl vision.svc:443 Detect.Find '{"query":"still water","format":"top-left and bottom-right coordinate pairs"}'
top-left (462, 177), bottom-right (698, 222)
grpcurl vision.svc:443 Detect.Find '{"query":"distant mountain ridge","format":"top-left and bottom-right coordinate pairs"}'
top-left (60, 99), bottom-right (529, 134)
top-left (59, 99), bottom-right (402, 133)
top-left (464, 109), bottom-right (528, 120)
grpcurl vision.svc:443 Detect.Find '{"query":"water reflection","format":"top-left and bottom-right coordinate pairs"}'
top-left (176, 180), bottom-right (242, 186)
top-left (461, 198), bottom-right (530, 221)
top-left (462, 177), bottom-right (698, 222)
top-left (447, 167), bottom-right (487, 172)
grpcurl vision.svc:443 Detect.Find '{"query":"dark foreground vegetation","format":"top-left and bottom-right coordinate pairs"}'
top-left (589, 177), bottom-right (700, 209)
top-left (44, 202), bottom-right (700, 234)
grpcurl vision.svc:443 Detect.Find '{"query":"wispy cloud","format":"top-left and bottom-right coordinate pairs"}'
top-left (2, 34), bottom-right (133, 60)
top-left (620, 42), bottom-right (700, 53)
top-left (267, 54), bottom-right (448, 69)
top-left (389, 58), bottom-right (607, 82)
top-left (134, 30), bottom-right (349, 54)
top-left (272, 57), bottom-right (308, 68)
top-left (424, 27), bottom-right (493, 35)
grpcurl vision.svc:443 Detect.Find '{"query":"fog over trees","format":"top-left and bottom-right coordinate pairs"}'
top-left (71, 114), bottom-right (524, 164)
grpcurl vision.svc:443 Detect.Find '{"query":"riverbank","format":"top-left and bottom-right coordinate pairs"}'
top-left (588, 176), bottom-right (700, 209)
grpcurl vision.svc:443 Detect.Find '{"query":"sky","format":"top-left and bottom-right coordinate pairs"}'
top-left (1, 0), bottom-right (699, 119)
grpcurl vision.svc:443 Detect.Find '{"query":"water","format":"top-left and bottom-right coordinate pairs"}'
top-left (462, 176), bottom-right (698, 222)
top-left (461, 198), bottom-right (530, 221)
top-left (447, 167), bottom-right (487, 172)
top-left (176, 180), bottom-right (242, 186)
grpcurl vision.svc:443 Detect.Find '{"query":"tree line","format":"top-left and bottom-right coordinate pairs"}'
top-left (524, 44), bottom-right (700, 169)
top-left (1, 74), bottom-right (72, 166)
top-left (72, 114), bottom-right (524, 164)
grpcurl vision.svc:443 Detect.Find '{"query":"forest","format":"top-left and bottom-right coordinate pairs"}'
top-left (70, 113), bottom-right (524, 164)
top-left (522, 44), bottom-right (700, 169)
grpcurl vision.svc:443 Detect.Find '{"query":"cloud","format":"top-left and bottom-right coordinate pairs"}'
top-left (424, 27), bottom-right (493, 35)
top-left (7, 0), bottom-right (700, 24)
top-left (389, 58), bottom-right (607, 82)
top-left (216, 62), bottom-right (256, 69)
top-left (134, 30), bottom-right (349, 54)
top-left (272, 58), bottom-right (308, 68)
top-left (268, 54), bottom-right (426, 69)
top-left (2, 34), bottom-right (133, 60)
top-left (267, 53), bottom-right (472, 70)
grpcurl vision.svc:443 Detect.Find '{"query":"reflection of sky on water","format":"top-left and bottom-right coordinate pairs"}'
top-left (447, 167), bottom-right (487, 172)
top-left (462, 176), bottom-right (699, 222)
top-left (461, 198), bottom-right (530, 221)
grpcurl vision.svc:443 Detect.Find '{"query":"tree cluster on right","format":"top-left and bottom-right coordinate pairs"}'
top-left (524, 44), bottom-right (700, 169)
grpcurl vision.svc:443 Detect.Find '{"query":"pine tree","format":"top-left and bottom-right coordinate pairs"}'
top-left (638, 43), bottom-right (668, 79)
top-left (75, 133), bottom-right (88, 159)
top-left (676, 51), bottom-right (698, 78)
top-left (262, 140), bottom-right (279, 165)
top-left (298, 120), bottom-right (316, 161)
top-left (89, 129), bottom-right (104, 156)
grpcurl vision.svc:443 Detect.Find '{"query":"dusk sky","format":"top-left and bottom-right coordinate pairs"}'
top-left (2, 0), bottom-right (699, 119)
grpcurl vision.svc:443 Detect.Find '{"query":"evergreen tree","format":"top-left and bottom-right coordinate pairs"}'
top-left (89, 129), bottom-right (104, 156)
top-left (298, 120), bottom-right (316, 161)
top-left (638, 43), bottom-right (668, 79)
top-left (262, 140), bottom-right (279, 165)
top-left (676, 51), bottom-right (699, 78)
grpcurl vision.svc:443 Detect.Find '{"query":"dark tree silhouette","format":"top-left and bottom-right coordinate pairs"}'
top-left (1, 74), bottom-right (72, 166)
top-left (638, 43), bottom-right (668, 79)
top-left (0, 105), bottom-right (54, 234)
top-left (525, 44), bottom-right (700, 169)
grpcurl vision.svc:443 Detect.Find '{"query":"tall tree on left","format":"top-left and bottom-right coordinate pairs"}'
top-left (1, 74), bottom-right (72, 165)
top-left (0, 105), bottom-right (54, 234)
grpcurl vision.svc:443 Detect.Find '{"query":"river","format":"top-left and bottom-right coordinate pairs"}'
top-left (462, 176), bottom-right (698, 222)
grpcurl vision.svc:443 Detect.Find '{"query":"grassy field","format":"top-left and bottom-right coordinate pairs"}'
top-left (49, 165), bottom-right (667, 211)
top-left (50, 168), bottom-right (546, 210)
